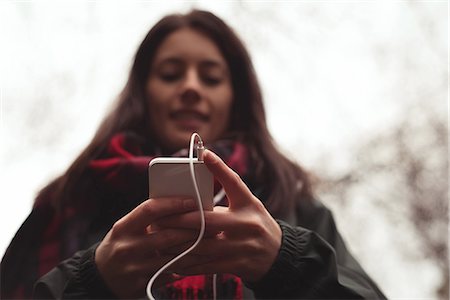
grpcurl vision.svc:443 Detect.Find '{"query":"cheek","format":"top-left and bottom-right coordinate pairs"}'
top-left (213, 90), bottom-right (233, 131)
top-left (146, 80), bottom-right (174, 113)
top-left (146, 81), bottom-right (171, 133)
top-left (148, 99), bottom-right (165, 117)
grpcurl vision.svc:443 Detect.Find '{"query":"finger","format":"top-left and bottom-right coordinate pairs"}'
top-left (154, 209), bottom-right (242, 233)
top-left (113, 198), bottom-right (197, 235)
top-left (115, 228), bottom-right (199, 260)
top-left (202, 150), bottom-right (255, 209)
top-left (164, 234), bottom-right (248, 258)
top-left (146, 228), bottom-right (199, 253)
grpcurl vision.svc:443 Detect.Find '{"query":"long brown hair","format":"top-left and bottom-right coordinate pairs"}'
top-left (38, 10), bottom-right (312, 218)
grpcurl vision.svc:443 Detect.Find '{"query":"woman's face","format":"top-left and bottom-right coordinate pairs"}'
top-left (146, 28), bottom-right (233, 153)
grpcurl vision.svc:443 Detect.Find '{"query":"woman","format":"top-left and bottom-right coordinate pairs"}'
top-left (1, 10), bottom-right (385, 299)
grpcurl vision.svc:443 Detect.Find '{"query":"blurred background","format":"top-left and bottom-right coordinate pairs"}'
top-left (0, 1), bottom-right (447, 299)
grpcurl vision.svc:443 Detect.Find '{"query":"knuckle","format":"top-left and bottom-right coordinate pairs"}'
top-left (124, 263), bottom-right (140, 276)
top-left (253, 199), bottom-right (267, 212)
top-left (141, 200), bottom-right (154, 215)
top-left (228, 171), bottom-right (243, 186)
top-left (112, 242), bottom-right (130, 260)
top-left (111, 220), bottom-right (125, 238)
top-left (244, 217), bottom-right (265, 236)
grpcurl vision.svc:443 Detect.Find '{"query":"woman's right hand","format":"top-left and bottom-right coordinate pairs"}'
top-left (95, 197), bottom-right (202, 299)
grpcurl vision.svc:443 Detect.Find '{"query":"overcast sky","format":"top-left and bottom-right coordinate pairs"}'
top-left (0, 1), bottom-right (447, 299)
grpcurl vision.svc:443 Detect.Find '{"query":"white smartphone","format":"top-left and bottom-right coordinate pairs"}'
top-left (148, 157), bottom-right (213, 210)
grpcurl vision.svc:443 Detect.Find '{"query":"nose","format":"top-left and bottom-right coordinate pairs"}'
top-left (180, 68), bottom-right (201, 104)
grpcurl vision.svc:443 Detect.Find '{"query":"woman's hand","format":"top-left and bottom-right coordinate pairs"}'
top-left (95, 197), bottom-right (207, 299)
top-left (158, 149), bottom-right (282, 282)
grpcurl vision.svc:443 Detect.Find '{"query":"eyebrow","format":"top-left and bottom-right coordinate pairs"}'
top-left (156, 57), bottom-right (226, 67)
top-left (152, 57), bottom-right (229, 76)
top-left (199, 59), bottom-right (225, 68)
top-left (155, 57), bottom-right (183, 67)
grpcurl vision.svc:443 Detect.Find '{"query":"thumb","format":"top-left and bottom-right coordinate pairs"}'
top-left (203, 149), bottom-right (254, 209)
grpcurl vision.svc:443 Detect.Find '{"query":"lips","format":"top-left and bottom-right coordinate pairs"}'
top-left (169, 109), bottom-right (209, 130)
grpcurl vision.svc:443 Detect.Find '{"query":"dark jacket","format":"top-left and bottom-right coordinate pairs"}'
top-left (31, 197), bottom-right (385, 299)
top-left (1, 135), bottom-right (385, 299)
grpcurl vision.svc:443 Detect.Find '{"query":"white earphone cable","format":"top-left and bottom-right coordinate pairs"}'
top-left (146, 133), bottom-right (206, 300)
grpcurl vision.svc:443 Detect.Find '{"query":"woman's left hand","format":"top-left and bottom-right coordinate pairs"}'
top-left (155, 149), bottom-right (282, 282)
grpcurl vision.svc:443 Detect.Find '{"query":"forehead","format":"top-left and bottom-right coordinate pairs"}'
top-left (152, 28), bottom-right (227, 65)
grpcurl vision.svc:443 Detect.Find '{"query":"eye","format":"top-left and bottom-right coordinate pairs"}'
top-left (154, 60), bottom-right (184, 83)
top-left (202, 75), bottom-right (222, 86)
top-left (159, 72), bottom-right (182, 82)
top-left (199, 62), bottom-right (227, 87)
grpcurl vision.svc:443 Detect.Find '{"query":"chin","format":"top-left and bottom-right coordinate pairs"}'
top-left (166, 133), bottom-right (194, 152)
top-left (163, 129), bottom-right (213, 153)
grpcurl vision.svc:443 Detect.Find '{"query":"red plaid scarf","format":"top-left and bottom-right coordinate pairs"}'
top-left (1, 132), bottom-right (249, 299)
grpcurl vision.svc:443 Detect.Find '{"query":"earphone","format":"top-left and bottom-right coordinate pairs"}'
top-left (146, 133), bottom-right (218, 300)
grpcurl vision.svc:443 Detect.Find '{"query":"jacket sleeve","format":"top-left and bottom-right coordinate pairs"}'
top-left (246, 200), bottom-right (386, 299)
top-left (33, 244), bottom-right (117, 299)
